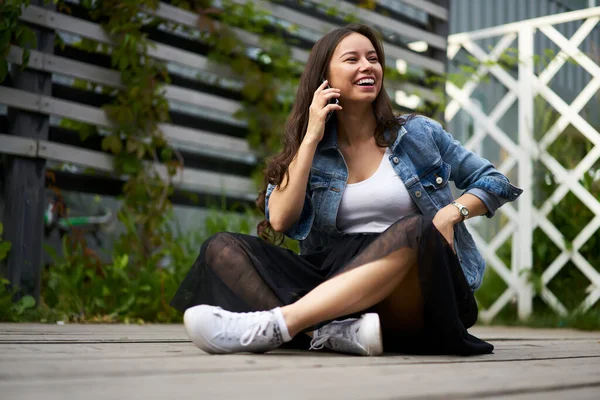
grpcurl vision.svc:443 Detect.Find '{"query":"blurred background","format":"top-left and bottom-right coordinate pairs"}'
top-left (0, 0), bottom-right (598, 328)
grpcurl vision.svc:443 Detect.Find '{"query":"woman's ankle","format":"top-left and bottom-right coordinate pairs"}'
top-left (280, 305), bottom-right (305, 338)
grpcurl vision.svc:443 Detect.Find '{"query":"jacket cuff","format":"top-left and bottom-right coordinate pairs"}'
top-left (465, 188), bottom-right (503, 218)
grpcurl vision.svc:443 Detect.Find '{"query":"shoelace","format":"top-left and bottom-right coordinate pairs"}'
top-left (240, 316), bottom-right (272, 346)
top-left (309, 320), bottom-right (359, 351)
top-left (215, 309), bottom-right (273, 347)
top-left (309, 334), bottom-right (331, 350)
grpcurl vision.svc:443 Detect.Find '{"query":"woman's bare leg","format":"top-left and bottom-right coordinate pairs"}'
top-left (281, 247), bottom-right (418, 337)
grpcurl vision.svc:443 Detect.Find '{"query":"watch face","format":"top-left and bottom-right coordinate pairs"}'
top-left (461, 208), bottom-right (469, 216)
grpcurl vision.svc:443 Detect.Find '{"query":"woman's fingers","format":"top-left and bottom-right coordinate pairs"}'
top-left (323, 103), bottom-right (343, 113)
top-left (322, 91), bottom-right (341, 101)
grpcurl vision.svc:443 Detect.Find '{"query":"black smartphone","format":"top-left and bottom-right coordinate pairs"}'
top-left (322, 79), bottom-right (339, 123)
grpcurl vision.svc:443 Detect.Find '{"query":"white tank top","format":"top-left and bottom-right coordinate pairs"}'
top-left (336, 148), bottom-right (419, 233)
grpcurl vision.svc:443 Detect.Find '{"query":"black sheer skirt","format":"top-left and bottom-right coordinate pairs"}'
top-left (170, 214), bottom-right (493, 356)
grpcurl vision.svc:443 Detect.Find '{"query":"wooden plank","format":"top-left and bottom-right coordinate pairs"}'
top-left (470, 326), bottom-right (600, 340)
top-left (485, 386), bottom-right (600, 400)
top-left (1, 323), bottom-right (599, 342)
top-left (386, 0), bottom-right (449, 21)
top-left (0, 134), bottom-right (38, 157)
top-left (35, 140), bottom-right (256, 197)
top-left (0, 356), bottom-right (598, 399)
top-left (1, 338), bottom-right (599, 363)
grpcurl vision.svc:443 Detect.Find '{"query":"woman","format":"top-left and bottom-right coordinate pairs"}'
top-left (171, 24), bottom-right (522, 356)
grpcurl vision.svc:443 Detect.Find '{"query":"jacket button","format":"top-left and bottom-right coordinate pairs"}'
top-left (415, 191), bottom-right (422, 198)
top-left (392, 156), bottom-right (399, 164)
top-left (436, 177), bottom-right (443, 185)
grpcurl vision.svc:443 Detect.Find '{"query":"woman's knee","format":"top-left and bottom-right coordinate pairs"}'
top-left (203, 232), bottom-right (237, 263)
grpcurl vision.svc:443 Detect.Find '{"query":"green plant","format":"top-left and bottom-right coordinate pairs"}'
top-left (0, 0), bottom-right (37, 82)
top-left (0, 222), bottom-right (38, 321)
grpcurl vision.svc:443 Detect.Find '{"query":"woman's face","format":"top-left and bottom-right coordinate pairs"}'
top-left (326, 33), bottom-right (383, 104)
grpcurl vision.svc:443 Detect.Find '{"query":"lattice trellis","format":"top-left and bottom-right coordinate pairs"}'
top-left (446, 7), bottom-right (600, 321)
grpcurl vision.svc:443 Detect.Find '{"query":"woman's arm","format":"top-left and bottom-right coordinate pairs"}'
top-left (424, 117), bottom-right (522, 248)
top-left (433, 193), bottom-right (488, 251)
top-left (268, 138), bottom-right (319, 232)
top-left (267, 80), bottom-right (342, 234)
top-left (427, 118), bottom-right (522, 218)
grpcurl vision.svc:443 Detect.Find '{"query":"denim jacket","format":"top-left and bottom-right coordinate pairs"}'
top-left (265, 115), bottom-right (523, 291)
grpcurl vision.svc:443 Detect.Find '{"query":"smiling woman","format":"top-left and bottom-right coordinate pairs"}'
top-left (171, 24), bottom-right (522, 357)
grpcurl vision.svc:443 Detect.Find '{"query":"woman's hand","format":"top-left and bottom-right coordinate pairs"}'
top-left (432, 205), bottom-right (463, 253)
top-left (304, 80), bottom-right (343, 144)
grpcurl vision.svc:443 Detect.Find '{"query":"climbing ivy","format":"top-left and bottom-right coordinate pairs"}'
top-left (0, 0), bottom-right (37, 82)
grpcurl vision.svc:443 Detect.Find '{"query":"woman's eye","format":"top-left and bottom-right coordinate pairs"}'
top-left (346, 57), bottom-right (357, 61)
top-left (369, 58), bottom-right (378, 62)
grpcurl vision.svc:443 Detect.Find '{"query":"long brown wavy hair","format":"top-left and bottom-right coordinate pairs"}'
top-left (256, 24), bottom-right (410, 243)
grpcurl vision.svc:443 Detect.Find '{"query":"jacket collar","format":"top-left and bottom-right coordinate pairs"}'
top-left (318, 121), bottom-right (339, 152)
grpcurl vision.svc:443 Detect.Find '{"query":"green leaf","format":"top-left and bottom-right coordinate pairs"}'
top-left (118, 56), bottom-right (129, 71)
top-left (21, 48), bottom-right (30, 67)
top-left (0, 241), bottom-right (12, 260)
top-left (19, 295), bottom-right (36, 309)
top-left (17, 27), bottom-right (37, 49)
top-left (160, 147), bottom-right (173, 162)
top-left (101, 135), bottom-right (123, 154)
top-left (0, 222), bottom-right (3, 236)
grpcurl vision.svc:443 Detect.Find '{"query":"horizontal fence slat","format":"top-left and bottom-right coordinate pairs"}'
top-left (38, 140), bottom-right (114, 172)
top-left (38, 141), bottom-right (256, 197)
top-left (157, 123), bottom-right (252, 157)
top-left (337, 0), bottom-right (447, 49)
top-left (0, 134), bottom-right (39, 157)
top-left (389, 0), bottom-right (448, 21)
top-left (0, 87), bottom-right (253, 158)
top-left (0, 136), bottom-right (256, 198)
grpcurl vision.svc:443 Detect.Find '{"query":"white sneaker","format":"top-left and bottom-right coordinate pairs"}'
top-left (310, 313), bottom-right (383, 356)
top-left (183, 305), bottom-right (290, 354)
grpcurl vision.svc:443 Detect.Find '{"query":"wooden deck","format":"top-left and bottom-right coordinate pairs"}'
top-left (1, 323), bottom-right (599, 399)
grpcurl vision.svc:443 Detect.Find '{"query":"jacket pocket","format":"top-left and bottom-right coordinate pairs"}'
top-left (420, 162), bottom-right (451, 190)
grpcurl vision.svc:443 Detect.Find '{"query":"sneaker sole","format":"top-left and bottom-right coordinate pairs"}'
top-left (360, 313), bottom-right (384, 356)
top-left (183, 305), bottom-right (228, 354)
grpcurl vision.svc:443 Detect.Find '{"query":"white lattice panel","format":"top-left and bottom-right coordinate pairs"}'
top-left (446, 7), bottom-right (600, 321)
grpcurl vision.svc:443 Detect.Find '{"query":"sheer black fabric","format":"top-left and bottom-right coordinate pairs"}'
top-left (170, 215), bottom-right (493, 356)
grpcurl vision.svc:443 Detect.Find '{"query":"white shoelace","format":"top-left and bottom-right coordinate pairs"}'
top-left (240, 317), bottom-right (272, 346)
top-left (309, 334), bottom-right (331, 350)
top-left (215, 310), bottom-right (274, 347)
top-left (309, 319), bottom-right (360, 351)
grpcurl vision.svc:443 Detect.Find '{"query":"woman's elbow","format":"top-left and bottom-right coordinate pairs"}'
top-left (268, 215), bottom-right (288, 233)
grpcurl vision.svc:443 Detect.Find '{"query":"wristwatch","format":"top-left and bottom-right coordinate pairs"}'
top-left (451, 201), bottom-right (469, 220)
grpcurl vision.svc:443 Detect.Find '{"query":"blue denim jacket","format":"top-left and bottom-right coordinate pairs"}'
top-left (265, 115), bottom-right (523, 291)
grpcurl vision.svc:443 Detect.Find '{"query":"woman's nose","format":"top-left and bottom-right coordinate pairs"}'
top-left (359, 58), bottom-right (373, 71)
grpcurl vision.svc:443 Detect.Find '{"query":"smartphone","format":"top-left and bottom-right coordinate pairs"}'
top-left (322, 79), bottom-right (339, 123)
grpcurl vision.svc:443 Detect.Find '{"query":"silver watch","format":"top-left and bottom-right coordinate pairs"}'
top-left (451, 201), bottom-right (469, 220)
